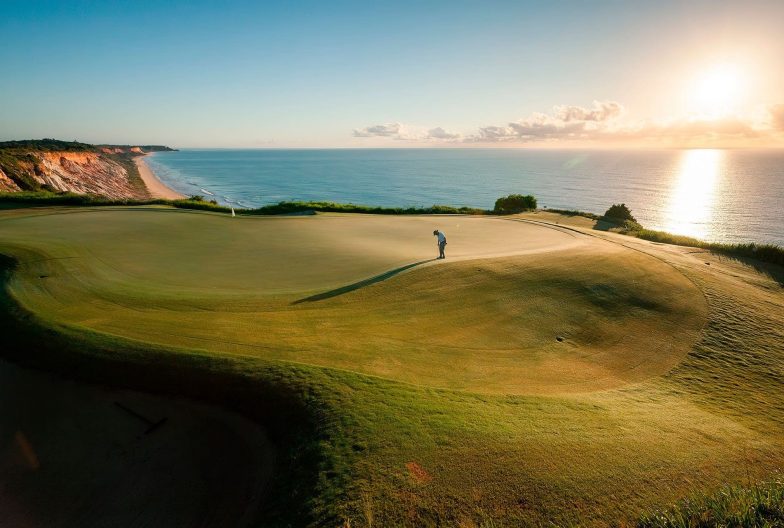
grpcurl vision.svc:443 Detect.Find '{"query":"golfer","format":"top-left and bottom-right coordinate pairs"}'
top-left (433, 229), bottom-right (447, 259)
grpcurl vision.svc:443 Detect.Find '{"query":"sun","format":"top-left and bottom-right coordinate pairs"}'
top-left (690, 63), bottom-right (744, 116)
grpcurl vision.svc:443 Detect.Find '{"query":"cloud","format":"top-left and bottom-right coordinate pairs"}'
top-left (555, 101), bottom-right (623, 122)
top-left (771, 104), bottom-right (784, 131)
top-left (467, 101), bottom-right (777, 145)
top-left (353, 122), bottom-right (402, 138)
top-left (472, 126), bottom-right (515, 142)
top-left (426, 127), bottom-right (461, 140)
top-left (470, 101), bottom-right (622, 142)
top-left (618, 117), bottom-right (760, 142)
top-left (352, 101), bottom-right (784, 146)
top-left (353, 123), bottom-right (461, 141)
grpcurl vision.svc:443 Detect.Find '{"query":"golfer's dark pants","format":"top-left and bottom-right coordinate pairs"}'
top-left (438, 241), bottom-right (446, 258)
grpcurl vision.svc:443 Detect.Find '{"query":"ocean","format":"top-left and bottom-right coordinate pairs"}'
top-left (145, 148), bottom-right (784, 245)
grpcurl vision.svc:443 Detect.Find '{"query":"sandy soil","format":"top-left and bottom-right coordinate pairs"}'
top-left (134, 155), bottom-right (185, 200)
top-left (0, 359), bottom-right (273, 527)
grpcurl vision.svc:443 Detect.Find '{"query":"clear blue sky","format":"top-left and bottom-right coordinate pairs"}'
top-left (2, 0), bottom-right (782, 147)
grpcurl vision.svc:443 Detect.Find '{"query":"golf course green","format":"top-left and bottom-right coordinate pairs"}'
top-left (1, 206), bottom-right (783, 526)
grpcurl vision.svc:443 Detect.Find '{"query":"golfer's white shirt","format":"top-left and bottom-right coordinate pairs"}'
top-left (436, 232), bottom-right (446, 244)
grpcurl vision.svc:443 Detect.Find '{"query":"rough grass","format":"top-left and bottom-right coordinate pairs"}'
top-left (629, 228), bottom-right (784, 266)
top-left (0, 191), bottom-right (489, 215)
top-left (638, 478), bottom-right (784, 528)
top-left (1, 207), bottom-right (783, 526)
top-left (545, 207), bottom-right (601, 219)
top-left (523, 208), bottom-right (784, 267)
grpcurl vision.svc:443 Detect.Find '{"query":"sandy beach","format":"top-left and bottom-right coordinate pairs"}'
top-left (135, 155), bottom-right (185, 200)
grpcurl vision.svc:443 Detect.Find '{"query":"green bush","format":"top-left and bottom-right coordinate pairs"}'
top-left (621, 219), bottom-right (644, 232)
top-left (493, 194), bottom-right (537, 214)
top-left (601, 203), bottom-right (636, 224)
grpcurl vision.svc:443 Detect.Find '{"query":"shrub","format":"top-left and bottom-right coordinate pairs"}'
top-left (493, 194), bottom-right (537, 214)
top-left (546, 208), bottom-right (601, 220)
top-left (601, 203), bottom-right (636, 224)
top-left (621, 219), bottom-right (644, 232)
top-left (188, 195), bottom-right (205, 202)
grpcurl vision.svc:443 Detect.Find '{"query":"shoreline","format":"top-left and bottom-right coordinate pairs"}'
top-left (134, 154), bottom-right (185, 200)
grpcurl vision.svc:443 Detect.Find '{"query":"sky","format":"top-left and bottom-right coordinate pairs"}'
top-left (1, 0), bottom-right (783, 148)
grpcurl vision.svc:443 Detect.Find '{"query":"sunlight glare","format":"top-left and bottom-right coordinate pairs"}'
top-left (691, 64), bottom-right (743, 116)
top-left (664, 149), bottom-right (722, 240)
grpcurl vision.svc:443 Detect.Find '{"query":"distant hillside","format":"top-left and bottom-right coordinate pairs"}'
top-left (99, 144), bottom-right (176, 153)
top-left (0, 139), bottom-right (95, 152)
top-left (0, 139), bottom-right (176, 198)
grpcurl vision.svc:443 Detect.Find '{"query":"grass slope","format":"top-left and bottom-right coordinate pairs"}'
top-left (1, 207), bottom-right (783, 526)
top-left (638, 478), bottom-right (784, 528)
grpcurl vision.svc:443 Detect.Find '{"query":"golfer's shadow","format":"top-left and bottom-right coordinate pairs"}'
top-left (292, 258), bottom-right (437, 304)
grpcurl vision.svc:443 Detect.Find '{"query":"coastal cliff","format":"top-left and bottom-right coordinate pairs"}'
top-left (0, 139), bottom-right (175, 199)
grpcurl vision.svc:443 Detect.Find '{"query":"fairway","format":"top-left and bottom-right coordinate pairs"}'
top-left (1, 206), bottom-right (783, 527)
top-left (1, 207), bottom-right (703, 394)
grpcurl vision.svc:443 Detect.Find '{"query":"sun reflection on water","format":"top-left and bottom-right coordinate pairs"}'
top-left (664, 149), bottom-right (722, 240)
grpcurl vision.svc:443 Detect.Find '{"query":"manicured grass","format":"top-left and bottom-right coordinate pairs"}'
top-left (5, 192), bottom-right (780, 267)
top-left (0, 208), bottom-right (707, 393)
top-left (1, 207), bottom-right (783, 526)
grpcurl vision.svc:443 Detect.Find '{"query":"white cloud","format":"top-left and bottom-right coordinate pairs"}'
top-left (470, 101), bottom-right (622, 142)
top-left (555, 101), bottom-right (623, 122)
top-left (467, 101), bottom-right (779, 145)
top-left (470, 126), bottom-right (515, 142)
top-left (426, 127), bottom-right (461, 140)
top-left (353, 123), bottom-right (460, 141)
top-left (353, 123), bottom-right (403, 138)
top-left (352, 101), bottom-right (784, 146)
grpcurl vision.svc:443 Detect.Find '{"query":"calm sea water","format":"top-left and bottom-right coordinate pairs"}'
top-left (146, 149), bottom-right (784, 245)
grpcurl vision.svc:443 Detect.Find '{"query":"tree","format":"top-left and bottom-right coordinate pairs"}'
top-left (601, 203), bottom-right (636, 224)
top-left (493, 194), bottom-right (537, 214)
